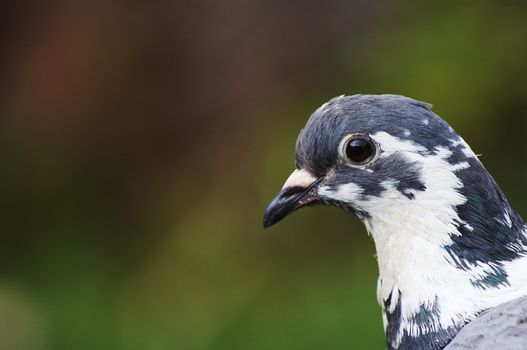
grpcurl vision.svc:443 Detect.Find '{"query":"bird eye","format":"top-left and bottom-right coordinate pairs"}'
top-left (343, 136), bottom-right (376, 165)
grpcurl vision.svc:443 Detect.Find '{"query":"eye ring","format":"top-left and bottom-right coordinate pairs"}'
top-left (339, 134), bottom-right (378, 165)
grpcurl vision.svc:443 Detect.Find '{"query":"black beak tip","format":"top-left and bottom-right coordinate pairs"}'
top-left (262, 216), bottom-right (272, 229)
top-left (262, 210), bottom-right (271, 229)
top-left (262, 183), bottom-right (320, 230)
top-left (262, 196), bottom-right (285, 229)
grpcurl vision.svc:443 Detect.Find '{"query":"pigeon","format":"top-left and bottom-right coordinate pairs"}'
top-left (263, 94), bottom-right (527, 350)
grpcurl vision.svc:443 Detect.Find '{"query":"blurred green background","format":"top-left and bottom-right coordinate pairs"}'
top-left (1, 1), bottom-right (527, 349)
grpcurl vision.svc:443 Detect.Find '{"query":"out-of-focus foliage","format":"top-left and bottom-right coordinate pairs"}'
top-left (1, 1), bottom-right (527, 349)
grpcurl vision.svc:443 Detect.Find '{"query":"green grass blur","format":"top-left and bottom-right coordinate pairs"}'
top-left (1, 1), bottom-right (527, 349)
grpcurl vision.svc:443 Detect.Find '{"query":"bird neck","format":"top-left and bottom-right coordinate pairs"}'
top-left (363, 163), bottom-right (527, 350)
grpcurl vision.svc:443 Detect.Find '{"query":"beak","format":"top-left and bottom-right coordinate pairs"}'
top-left (263, 169), bottom-right (322, 229)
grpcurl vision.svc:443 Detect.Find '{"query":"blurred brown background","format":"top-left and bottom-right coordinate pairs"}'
top-left (1, 1), bottom-right (527, 349)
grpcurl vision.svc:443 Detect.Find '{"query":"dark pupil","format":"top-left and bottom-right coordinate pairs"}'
top-left (346, 138), bottom-right (373, 163)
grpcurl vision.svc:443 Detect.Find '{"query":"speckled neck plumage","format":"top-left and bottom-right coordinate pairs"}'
top-left (374, 173), bottom-right (527, 350)
top-left (358, 130), bottom-right (527, 350)
top-left (356, 132), bottom-right (527, 350)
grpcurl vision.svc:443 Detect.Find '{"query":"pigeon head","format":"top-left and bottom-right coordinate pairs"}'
top-left (264, 94), bottom-right (467, 227)
top-left (263, 94), bottom-right (527, 350)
